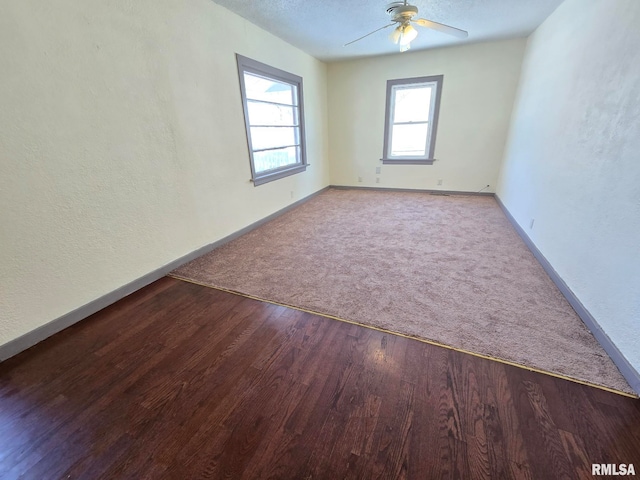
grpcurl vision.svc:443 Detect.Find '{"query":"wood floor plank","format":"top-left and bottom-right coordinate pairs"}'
top-left (559, 430), bottom-right (593, 480)
top-left (522, 380), bottom-right (575, 479)
top-left (483, 362), bottom-right (533, 480)
top-left (1, 277), bottom-right (639, 479)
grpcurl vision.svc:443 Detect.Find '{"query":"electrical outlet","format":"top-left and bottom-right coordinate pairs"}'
top-left (437, 179), bottom-right (443, 186)
top-left (358, 176), bottom-right (363, 183)
top-left (290, 191), bottom-right (294, 199)
top-left (375, 167), bottom-right (381, 174)
top-left (376, 177), bottom-right (380, 184)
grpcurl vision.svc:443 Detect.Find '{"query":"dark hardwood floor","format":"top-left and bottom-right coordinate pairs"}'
top-left (1, 277), bottom-right (638, 479)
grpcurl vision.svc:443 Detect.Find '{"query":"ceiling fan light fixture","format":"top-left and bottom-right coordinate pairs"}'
top-left (392, 22), bottom-right (417, 52)
top-left (399, 23), bottom-right (418, 45)
top-left (390, 27), bottom-right (402, 44)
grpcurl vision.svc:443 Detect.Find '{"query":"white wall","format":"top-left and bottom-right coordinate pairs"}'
top-left (327, 39), bottom-right (526, 192)
top-left (0, 0), bottom-right (329, 348)
top-left (497, 0), bottom-right (640, 370)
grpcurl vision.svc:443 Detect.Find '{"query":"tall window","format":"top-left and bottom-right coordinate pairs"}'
top-left (236, 55), bottom-right (307, 186)
top-left (382, 75), bottom-right (443, 165)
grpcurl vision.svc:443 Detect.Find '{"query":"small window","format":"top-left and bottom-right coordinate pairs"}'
top-left (236, 55), bottom-right (307, 186)
top-left (382, 75), bottom-right (443, 165)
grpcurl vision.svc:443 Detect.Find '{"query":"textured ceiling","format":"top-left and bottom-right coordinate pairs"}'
top-left (212, 0), bottom-right (564, 62)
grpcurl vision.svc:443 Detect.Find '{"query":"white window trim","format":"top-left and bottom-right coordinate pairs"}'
top-left (381, 75), bottom-right (444, 165)
top-left (236, 54), bottom-right (308, 186)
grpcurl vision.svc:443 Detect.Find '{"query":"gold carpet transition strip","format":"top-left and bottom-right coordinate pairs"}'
top-left (169, 274), bottom-right (638, 399)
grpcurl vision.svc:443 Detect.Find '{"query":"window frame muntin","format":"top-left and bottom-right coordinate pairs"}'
top-left (236, 54), bottom-right (308, 186)
top-left (381, 75), bottom-right (444, 165)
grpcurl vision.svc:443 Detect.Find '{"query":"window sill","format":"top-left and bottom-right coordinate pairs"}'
top-left (252, 164), bottom-right (307, 186)
top-left (381, 158), bottom-right (435, 165)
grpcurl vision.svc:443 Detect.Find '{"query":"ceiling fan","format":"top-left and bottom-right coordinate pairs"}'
top-left (345, 1), bottom-right (469, 52)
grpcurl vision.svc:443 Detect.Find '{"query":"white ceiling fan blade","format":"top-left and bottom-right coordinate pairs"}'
top-left (414, 18), bottom-right (468, 38)
top-left (344, 23), bottom-right (396, 47)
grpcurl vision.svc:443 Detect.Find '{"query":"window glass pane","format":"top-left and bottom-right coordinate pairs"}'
top-left (393, 86), bottom-right (432, 123)
top-left (250, 126), bottom-right (298, 151)
top-left (253, 146), bottom-right (299, 173)
top-left (244, 72), bottom-right (297, 105)
top-left (247, 101), bottom-right (297, 126)
top-left (391, 123), bottom-right (428, 156)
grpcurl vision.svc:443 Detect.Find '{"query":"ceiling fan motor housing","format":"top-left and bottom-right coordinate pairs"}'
top-left (386, 2), bottom-right (419, 22)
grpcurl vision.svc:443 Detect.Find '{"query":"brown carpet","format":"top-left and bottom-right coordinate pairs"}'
top-left (172, 188), bottom-right (633, 395)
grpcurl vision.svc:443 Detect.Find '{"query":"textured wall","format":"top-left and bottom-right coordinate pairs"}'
top-left (497, 0), bottom-right (640, 369)
top-left (327, 38), bottom-right (526, 192)
top-left (0, 0), bottom-right (329, 347)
